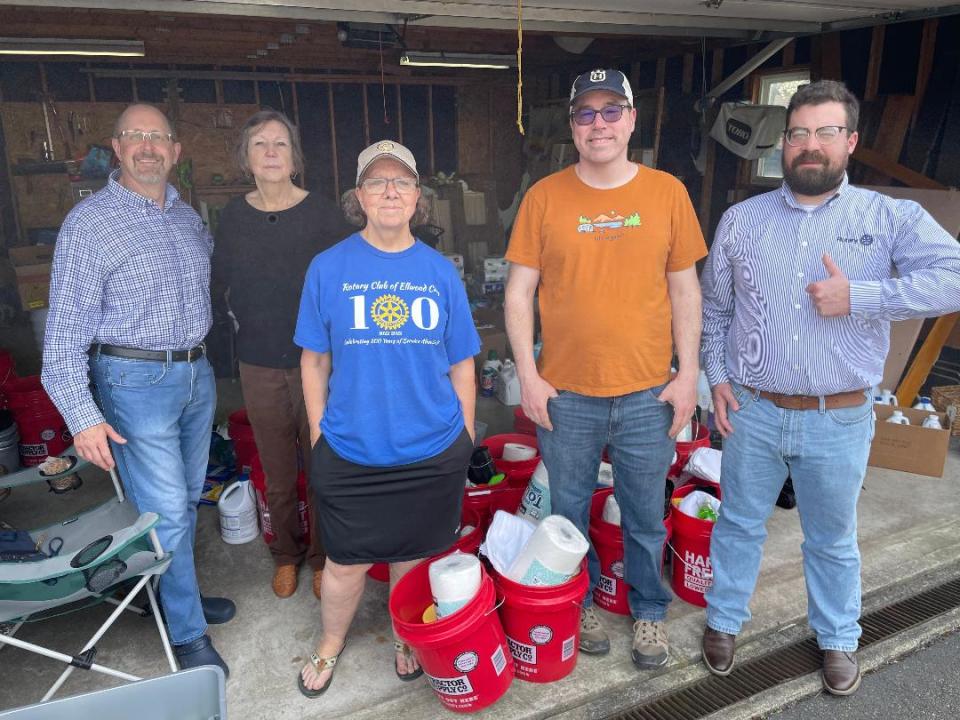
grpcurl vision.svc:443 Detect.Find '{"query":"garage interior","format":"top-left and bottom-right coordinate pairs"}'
top-left (2, 0), bottom-right (960, 717)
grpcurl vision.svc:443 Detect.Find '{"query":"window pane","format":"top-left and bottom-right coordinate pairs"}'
top-left (755, 70), bottom-right (809, 182)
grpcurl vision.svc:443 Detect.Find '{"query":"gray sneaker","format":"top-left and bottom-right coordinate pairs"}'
top-left (632, 619), bottom-right (669, 668)
top-left (579, 606), bottom-right (611, 655)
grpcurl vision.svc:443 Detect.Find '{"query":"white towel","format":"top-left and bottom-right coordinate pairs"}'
top-left (480, 510), bottom-right (537, 576)
top-left (686, 447), bottom-right (722, 484)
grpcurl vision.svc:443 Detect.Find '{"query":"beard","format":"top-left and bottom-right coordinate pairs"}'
top-left (782, 150), bottom-right (847, 197)
top-left (128, 154), bottom-right (167, 185)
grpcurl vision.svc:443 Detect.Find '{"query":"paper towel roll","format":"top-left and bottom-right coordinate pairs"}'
top-left (429, 552), bottom-right (482, 618)
top-left (506, 515), bottom-right (588, 586)
top-left (602, 494), bottom-right (621, 525)
top-left (597, 461), bottom-right (614, 486)
top-left (502, 442), bottom-right (537, 461)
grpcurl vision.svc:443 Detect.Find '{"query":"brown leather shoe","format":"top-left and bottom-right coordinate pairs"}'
top-left (702, 627), bottom-right (736, 676)
top-left (312, 569), bottom-right (323, 600)
top-left (822, 650), bottom-right (861, 696)
top-left (272, 564), bottom-right (298, 598)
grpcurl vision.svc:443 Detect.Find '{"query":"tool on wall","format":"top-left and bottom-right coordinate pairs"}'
top-left (39, 99), bottom-right (55, 161)
top-left (35, 93), bottom-right (73, 161)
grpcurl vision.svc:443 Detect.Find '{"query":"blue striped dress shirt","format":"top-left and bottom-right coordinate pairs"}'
top-left (701, 175), bottom-right (960, 396)
top-left (41, 171), bottom-right (213, 434)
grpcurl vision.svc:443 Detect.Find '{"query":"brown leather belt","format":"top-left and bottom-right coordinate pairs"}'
top-left (742, 385), bottom-right (868, 411)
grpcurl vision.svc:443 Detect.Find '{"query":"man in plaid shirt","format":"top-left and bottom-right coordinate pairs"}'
top-left (42, 103), bottom-right (232, 677)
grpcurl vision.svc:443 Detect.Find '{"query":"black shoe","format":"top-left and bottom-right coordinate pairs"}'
top-left (174, 634), bottom-right (229, 678)
top-left (776, 478), bottom-right (797, 510)
top-left (201, 596), bottom-right (236, 625)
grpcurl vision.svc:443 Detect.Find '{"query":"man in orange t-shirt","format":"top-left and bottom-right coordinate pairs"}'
top-left (505, 69), bottom-right (706, 669)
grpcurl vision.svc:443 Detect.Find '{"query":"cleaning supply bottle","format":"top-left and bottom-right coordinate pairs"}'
top-left (517, 460), bottom-right (550, 522)
top-left (886, 409), bottom-right (910, 425)
top-left (913, 396), bottom-right (936, 411)
top-left (480, 350), bottom-right (502, 397)
top-left (922, 414), bottom-right (943, 429)
top-left (878, 389), bottom-right (899, 406)
top-left (496, 359), bottom-right (522, 406)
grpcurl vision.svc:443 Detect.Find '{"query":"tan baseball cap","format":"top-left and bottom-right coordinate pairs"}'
top-left (356, 140), bottom-right (419, 185)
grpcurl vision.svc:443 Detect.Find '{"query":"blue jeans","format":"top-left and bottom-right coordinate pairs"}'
top-left (705, 383), bottom-right (874, 652)
top-left (90, 352), bottom-right (216, 645)
top-left (537, 386), bottom-right (675, 620)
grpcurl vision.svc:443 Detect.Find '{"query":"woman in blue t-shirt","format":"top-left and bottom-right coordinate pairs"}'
top-left (294, 141), bottom-right (480, 698)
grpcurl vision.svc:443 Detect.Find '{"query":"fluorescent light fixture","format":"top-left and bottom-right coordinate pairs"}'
top-left (0, 37), bottom-right (145, 57)
top-left (400, 51), bottom-right (516, 70)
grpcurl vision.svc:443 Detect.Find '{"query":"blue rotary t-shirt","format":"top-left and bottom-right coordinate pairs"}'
top-left (295, 233), bottom-right (481, 466)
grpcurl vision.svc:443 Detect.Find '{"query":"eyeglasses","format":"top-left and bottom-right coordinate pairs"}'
top-left (570, 104), bottom-right (631, 126)
top-left (360, 177), bottom-right (419, 194)
top-left (116, 130), bottom-right (175, 145)
top-left (783, 125), bottom-right (849, 147)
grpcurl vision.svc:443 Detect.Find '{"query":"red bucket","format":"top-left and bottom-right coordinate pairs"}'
top-left (0, 349), bottom-right (17, 389)
top-left (670, 422), bottom-right (711, 477)
top-left (390, 560), bottom-right (514, 713)
top-left (669, 482), bottom-right (721, 607)
top-left (588, 488), bottom-right (671, 616)
top-left (512, 406), bottom-right (538, 436)
top-left (370, 507), bottom-right (485, 582)
top-left (249, 454), bottom-right (275, 544)
top-left (492, 564), bottom-right (589, 683)
top-left (482, 433), bottom-right (540, 485)
top-left (463, 484), bottom-right (525, 530)
top-left (5, 376), bottom-right (70, 466)
top-left (228, 408), bottom-right (257, 475)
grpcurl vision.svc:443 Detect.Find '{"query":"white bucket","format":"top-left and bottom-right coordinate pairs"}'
top-left (218, 480), bottom-right (259, 544)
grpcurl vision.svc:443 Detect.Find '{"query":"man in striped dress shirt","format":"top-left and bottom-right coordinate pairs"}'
top-left (699, 80), bottom-right (960, 695)
top-left (42, 104), bottom-right (232, 676)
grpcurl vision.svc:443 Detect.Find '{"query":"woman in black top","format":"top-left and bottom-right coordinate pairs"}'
top-left (212, 110), bottom-right (348, 600)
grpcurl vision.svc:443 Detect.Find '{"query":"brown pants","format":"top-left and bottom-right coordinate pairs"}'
top-left (239, 361), bottom-right (324, 570)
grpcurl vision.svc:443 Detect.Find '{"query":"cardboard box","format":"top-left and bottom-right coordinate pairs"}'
top-left (473, 307), bottom-right (508, 373)
top-left (9, 246), bottom-right (53, 310)
top-left (9, 246), bottom-right (55, 266)
top-left (868, 404), bottom-right (951, 477)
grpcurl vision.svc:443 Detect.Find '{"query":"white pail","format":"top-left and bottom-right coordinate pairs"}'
top-left (218, 480), bottom-right (259, 544)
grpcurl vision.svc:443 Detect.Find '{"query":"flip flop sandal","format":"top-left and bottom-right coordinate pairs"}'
top-left (297, 645), bottom-right (345, 698)
top-left (394, 639), bottom-right (424, 681)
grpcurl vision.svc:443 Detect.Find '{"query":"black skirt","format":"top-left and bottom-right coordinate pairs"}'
top-left (310, 429), bottom-right (473, 564)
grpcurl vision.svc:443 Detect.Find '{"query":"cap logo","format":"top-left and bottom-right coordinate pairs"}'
top-left (376, 141), bottom-right (395, 151)
top-left (590, 70), bottom-right (606, 82)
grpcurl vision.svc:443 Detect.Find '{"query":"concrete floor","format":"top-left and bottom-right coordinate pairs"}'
top-left (2, 390), bottom-right (960, 719)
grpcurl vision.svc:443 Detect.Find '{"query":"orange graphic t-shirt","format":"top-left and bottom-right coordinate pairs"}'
top-left (506, 164), bottom-right (707, 397)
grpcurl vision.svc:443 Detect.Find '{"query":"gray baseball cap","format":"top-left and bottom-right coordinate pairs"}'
top-left (569, 69), bottom-right (634, 107)
top-left (356, 140), bottom-right (418, 185)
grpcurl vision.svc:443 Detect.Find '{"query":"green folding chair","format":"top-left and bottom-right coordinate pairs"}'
top-left (0, 451), bottom-right (177, 703)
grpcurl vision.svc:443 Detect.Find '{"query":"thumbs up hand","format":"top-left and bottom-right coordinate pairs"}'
top-left (805, 253), bottom-right (850, 317)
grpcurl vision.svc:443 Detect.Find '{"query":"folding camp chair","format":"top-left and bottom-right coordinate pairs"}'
top-left (0, 451), bottom-right (177, 703)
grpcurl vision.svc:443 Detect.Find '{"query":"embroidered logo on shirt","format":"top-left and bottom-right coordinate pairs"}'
top-left (576, 210), bottom-right (641, 235)
top-left (370, 293), bottom-right (409, 330)
top-left (837, 234), bottom-right (875, 246)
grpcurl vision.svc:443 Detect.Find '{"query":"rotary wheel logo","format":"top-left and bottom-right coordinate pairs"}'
top-left (370, 293), bottom-right (409, 330)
